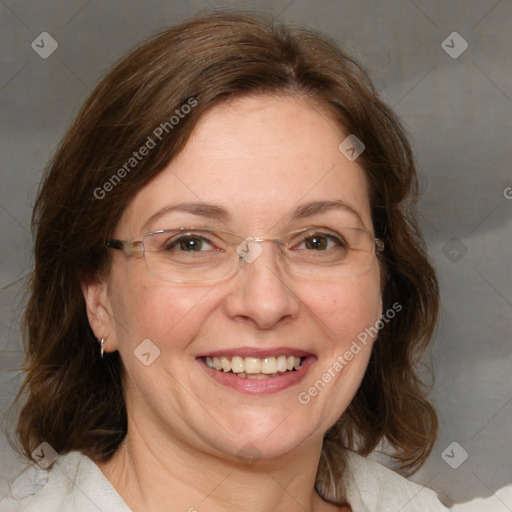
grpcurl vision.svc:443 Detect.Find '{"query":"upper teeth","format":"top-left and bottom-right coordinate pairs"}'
top-left (204, 355), bottom-right (302, 374)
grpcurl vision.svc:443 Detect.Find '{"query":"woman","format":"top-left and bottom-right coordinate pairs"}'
top-left (9, 11), bottom-right (447, 511)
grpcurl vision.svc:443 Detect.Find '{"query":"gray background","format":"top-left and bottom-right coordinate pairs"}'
top-left (1, 0), bottom-right (511, 509)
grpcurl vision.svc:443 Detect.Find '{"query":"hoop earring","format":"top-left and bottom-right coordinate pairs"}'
top-left (100, 338), bottom-right (105, 358)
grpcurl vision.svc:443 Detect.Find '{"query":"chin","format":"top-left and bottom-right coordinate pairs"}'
top-left (199, 420), bottom-right (322, 464)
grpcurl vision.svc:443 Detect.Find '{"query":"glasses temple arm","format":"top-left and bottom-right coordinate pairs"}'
top-left (106, 238), bottom-right (126, 249)
top-left (106, 238), bottom-right (139, 257)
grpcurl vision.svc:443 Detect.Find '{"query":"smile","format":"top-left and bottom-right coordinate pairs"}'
top-left (203, 355), bottom-right (305, 379)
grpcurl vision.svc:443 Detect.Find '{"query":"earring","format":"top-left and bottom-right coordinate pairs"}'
top-left (100, 338), bottom-right (105, 358)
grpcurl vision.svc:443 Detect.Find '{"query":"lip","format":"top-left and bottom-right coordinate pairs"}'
top-left (196, 346), bottom-right (314, 359)
top-left (197, 354), bottom-right (316, 395)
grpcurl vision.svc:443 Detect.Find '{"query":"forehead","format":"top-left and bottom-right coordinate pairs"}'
top-left (119, 94), bottom-right (372, 235)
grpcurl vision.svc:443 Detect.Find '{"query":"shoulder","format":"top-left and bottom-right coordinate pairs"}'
top-left (343, 450), bottom-right (450, 512)
top-left (1, 451), bottom-right (131, 512)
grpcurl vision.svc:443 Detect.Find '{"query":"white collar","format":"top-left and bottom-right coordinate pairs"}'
top-left (5, 449), bottom-right (449, 511)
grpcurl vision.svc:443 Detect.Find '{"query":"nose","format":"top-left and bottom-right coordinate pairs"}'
top-left (223, 242), bottom-right (300, 330)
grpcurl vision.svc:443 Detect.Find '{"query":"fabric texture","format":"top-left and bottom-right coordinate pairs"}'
top-left (1, 450), bottom-right (450, 511)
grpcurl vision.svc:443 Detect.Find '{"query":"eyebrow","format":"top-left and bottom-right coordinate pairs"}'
top-left (291, 200), bottom-right (364, 224)
top-left (142, 199), bottom-right (364, 233)
top-left (143, 202), bottom-right (231, 232)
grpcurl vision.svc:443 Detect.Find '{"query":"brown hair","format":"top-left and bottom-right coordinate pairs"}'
top-left (14, 11), bottom-right (439, 504)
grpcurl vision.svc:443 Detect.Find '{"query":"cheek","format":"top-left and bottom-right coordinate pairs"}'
top-left (290, 276), bottom-right (382, 431)
top-left (300, 273), bottom-right (382, 346)
top-left (109, 263), bottom-right (210, 353)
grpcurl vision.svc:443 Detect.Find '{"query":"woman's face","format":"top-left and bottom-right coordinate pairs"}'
top-left (93, 94), bottom-right (382, 462)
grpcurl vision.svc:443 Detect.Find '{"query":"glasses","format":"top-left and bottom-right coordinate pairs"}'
top-left (106, 226), bottom-right (384, 283)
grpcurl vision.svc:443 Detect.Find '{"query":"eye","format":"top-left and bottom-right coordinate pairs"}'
top-left (295, 232), bottom-right (346, 251)
top-left (165, 234), bottom-right (215, 252)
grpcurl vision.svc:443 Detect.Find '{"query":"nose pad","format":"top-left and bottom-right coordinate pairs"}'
top-left (235, 237), bottom-right (264, 265)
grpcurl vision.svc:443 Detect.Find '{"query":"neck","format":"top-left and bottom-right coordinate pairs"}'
top-left (95, 417), bottom-right (342, 512)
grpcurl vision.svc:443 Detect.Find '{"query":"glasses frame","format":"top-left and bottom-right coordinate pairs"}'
top-left (106, 226), bottom-right (385, 282)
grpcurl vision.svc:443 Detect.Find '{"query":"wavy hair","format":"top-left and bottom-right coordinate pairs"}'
top-left (14, 11), bottom-right (439, 505)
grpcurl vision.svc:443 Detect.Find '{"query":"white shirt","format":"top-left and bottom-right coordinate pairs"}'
top-left (1, 450), bottom-right (450, 511)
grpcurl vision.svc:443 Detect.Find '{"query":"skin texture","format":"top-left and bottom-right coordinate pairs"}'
top-left (83, 94), bottom-right (383, 512)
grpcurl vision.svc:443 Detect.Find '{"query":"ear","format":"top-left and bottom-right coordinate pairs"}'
top-left (82, 277), bottom-right (117, 354)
